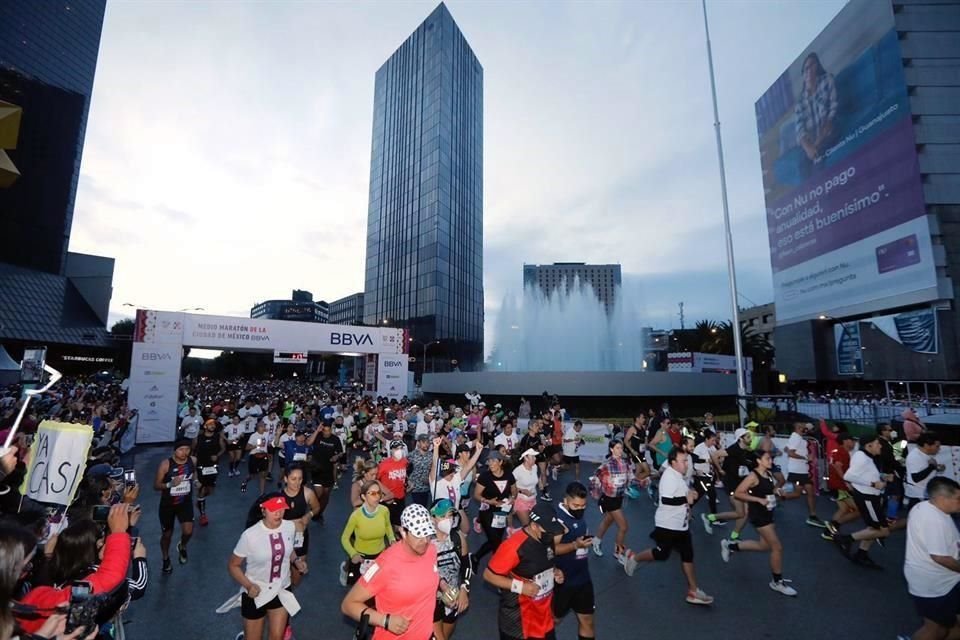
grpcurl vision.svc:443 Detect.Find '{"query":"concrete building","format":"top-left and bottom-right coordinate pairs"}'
top-left (251, 290), bottom-right (328, 323)
top-left (740, 303), bottom-right (775, 347)
top-left (329, 292), bottom-right (364, 326)
top-left (523, 262), bottom-right (622, 313)
top-left (362, 3), bottom-right (484, 371)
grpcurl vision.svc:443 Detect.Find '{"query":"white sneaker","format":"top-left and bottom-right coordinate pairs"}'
top-left (551, 465), bottom-right (558, 481)
top-left (720, 538), bottom-right (731, 563)
top-left (769, 579), bottom-right (797, 597)
top-left (591, 537), bottom-right (603, 557)
top-left (701, 513), bottom-right (713, 535)
top-left (338, 562), bottom-right (348, 587)
top-left (686, 588), bottom-right (714, 605)
top-left (623, 551), bottom-right (638, 577)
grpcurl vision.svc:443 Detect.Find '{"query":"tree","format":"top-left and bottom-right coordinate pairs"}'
top-left (110, 318), bottom-right (135, 337)
top-left (673, 319), bottom-right (774, 370)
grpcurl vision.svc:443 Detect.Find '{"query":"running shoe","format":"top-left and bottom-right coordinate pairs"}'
top-left (831, 534), bottom-right (852, 557)
top-left (852, 553), bottom-right (883, 570)
top-left (875, 537), bottom-right (885, 549)
top-left (339, 562), bottom-right (348, 588)
top-left (282, 626), bottom-right (293, 640)
top-left (266, 473), bottom-right (273, 482)
top-left (540, 490), bottom-right (553, 502)
top-left (701, 513), bottom-right (714, 535)
top-left (713, 519), bottom-right (727, 527)
top-left (685, 589), bottom-right (714, 606)
top-left (240, 481), bottom-right (248, 493)
top-left (473, 517), bottom-right (482, 534)
top-left (769, 579), bottom-right (797, 597)
top-left (178, 541), bottom-right (188, 565)
top-left (623, 551), bottom-right (638, 577)
top-left (235, 633), bottom-right (244, 640)
top-left (199, 514), bottom-right (209, 527)
top-left (805, 515), bottom-right (826, 528)
top-left (720, 538), bottom-right (731, 563)
top-left (551, 465), bottom-right (558, 481)
top-left (820, 531), bottom-right (834, 541)
top-left (591, 537), bottom-right (603, 557)
top-left (625, 486), bottom-right (641, 500)
top-left (825, 520), bottom-right (838, 536)
top-left (162, 557), bottom-right (173, 574)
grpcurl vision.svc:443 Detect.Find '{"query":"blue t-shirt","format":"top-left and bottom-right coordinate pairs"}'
top-left (554, 504), bottom-right (591, 586)
top-left (283, 441), bottom-right (310, 466)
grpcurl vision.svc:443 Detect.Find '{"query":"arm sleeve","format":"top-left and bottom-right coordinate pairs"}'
top-left (341, 511), bottom-right (359, 557)
top-left (383, 508), bottom-right (396, 543)
top-left (86, 532), bottom-right (132, 595)
top-left (912, 463), bottom-right (937, 483)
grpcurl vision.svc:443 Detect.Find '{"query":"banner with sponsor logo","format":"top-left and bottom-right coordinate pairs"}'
top-left (21, 421), bottom-right (93, 506)
top-left (129, 342), bottom-right (182, 443)
top-left (376, 354), bottom-right (408, 400)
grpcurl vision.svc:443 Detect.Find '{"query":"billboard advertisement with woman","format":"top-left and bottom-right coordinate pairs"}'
top-left (755, 0), bottom-right (938, 323)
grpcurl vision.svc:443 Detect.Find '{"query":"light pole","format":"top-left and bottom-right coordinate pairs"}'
top-left (408, 338), bottom-right (441, 375)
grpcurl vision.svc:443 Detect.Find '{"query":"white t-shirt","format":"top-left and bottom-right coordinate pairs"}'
top-left (904, 501), bottom-right (960, 597)
top-left (414, 420), bottom-right (430, 439)
top-left (513, 464), bottom-right (539, 496)
top-left (785, 432), bottom-right (808, 475)
top-left (224, 422), bottom-right (243, 444)
top-left (263, 416), bottom-right (280, 442)
top-left (180, 415), bottom-right (202, 439)
top-left (692, 442), bottom-right (715, 477)
top-left (655, 466), bottom-right (689, 531)
top-left (433, 472), bottom-right (464, 506)
top-left (248, 432), bottom-right (269, 455)
top-left (233, 519), bottom-right (296, 589)
top-left (562, 428), bottom-right (581, 457)
top-left (905, 447), bottom-right (938, 499)
top-left (494, 432), bottom-right (518, 453)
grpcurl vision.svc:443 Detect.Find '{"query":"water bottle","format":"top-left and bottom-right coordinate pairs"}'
top-left (766, 494), bottom-right (777, 511)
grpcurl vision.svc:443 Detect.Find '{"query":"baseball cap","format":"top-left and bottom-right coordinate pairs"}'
top-left (745, 421), bottom-right (760, 429)
top-left (173, 438), bottom-right (192, 450)
top-left (389, 440), bottom-right (406, 450)
top-left (416, 433), bottom-right (430, 442)
top-left (529, 502), bottom-right (565, 535)
top-left (519, 448), bottom-right (539, 459)
top-left (401, 503), bottom-right (436, 537)
top-left (430, 498), bottom-right (455, 517)
top-left (261, 496), bottom-right (289, 513)
top-left (439, 459), bottom-right (457, 476)
top-left (734, 428), bottom-right (750, 440)
top-left (486, 451), bottom-right (505, 462)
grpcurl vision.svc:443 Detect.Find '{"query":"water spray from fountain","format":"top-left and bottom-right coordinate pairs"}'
top-left (489, 276), bottom-right (647, 372)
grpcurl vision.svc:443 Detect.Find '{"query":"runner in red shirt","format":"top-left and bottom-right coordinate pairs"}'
top-left (378, 440), bottom-right (408, 532)
top-left (824, 433), bottom-right (859, 540)
top-left (484, 502), bottom-right (567, 640)
top-left (341, 503), bottom-right (439, 640)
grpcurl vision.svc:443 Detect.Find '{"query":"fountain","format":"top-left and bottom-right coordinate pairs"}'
top-left (489, 277), bottom-right (647, 371)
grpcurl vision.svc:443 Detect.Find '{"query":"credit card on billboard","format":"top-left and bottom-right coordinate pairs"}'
top-left (876, 235), bottom-right (921, 274)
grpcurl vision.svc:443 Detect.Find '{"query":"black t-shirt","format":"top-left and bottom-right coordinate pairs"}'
top-left (311, 434), bottom-right (343, 470)
top-left (477, 469), bottom-right (516, 502)
top-left (519, 433), bottom-right (543, 455)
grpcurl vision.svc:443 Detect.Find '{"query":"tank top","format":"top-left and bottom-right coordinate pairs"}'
top-left (161, 457), bottom-right (195, 506)
top-left (628, 428), bottom-right (645, 460)
top-left (283, 487), bottom-right (308, 521)
top-left (195, 432), bottom-right (220, 465)
top-left (434, 535), bottom-right (461, 589)
top-left (747, 470), bottom-right (776, 519)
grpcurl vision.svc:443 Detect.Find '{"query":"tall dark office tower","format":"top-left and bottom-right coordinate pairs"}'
top-left (363, 3), bottom-right (484, 371)
top-left (0, 1), bottom-right (107, 275)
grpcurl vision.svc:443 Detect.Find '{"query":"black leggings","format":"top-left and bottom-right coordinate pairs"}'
top-left (694, 475), bottom-right (717, 514)
top-left (473, 509), bottom-right (506, 561)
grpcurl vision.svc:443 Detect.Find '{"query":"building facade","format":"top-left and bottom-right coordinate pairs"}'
top-left (763, 0), bottom-right (960, 383)
top-left (0, 0), bottom-right (106, 276)
top-left (329, 292), bottom-right (364, 326)
top-left (362, 3), bottom-right (484, 371)
top-left (523, 263), bottom-right (622, 313)
top-left (739, 303), bottom-right (775, 348)
top-left (251, 290), bottom-right (329, 323)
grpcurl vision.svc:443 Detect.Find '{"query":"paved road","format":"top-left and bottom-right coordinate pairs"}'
top-left (121, 446), bottom-right (918, 639)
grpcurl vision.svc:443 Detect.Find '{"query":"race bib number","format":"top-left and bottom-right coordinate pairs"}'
top-left (169, 480), bottom-right (190, 496)
top-left (201, 466), bottom-right (218, 476)
top-left (294, 531), bottom-right (304, 548)
top-left (532, 568), bottom-right (554, 599)
top-left (612, 474), bottom-right (626, 487)
top-left (492, 513), bottom-right (507, 529)
top-left (575, 547), bottom-right (589, 559)
top-left (293, 452), bottom-right (307, 461)
top-left (738, 466), bottom-right (749, 478)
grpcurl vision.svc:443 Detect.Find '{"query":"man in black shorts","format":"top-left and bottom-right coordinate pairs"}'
top-left (307, 421), bottom-right (344, 525)
top-left (193, 419), bottom-right (225, 527)
top-left (554, 482), bottom-right (596, 640)
top-left (154, 438), bottom-right (197, 574)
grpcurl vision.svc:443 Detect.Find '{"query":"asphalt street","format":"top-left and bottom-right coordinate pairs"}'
top-left (121, 445), bottom-right (920, 640)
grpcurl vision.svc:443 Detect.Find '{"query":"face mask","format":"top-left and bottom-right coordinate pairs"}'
top-left (890, 430), bottom-right (898, 439)
top-left (392, 449), bottom-right (404, 460)
top-left (436, 518), bottom-right (452, 535)
top-left (567, 507), bottom-right (585, 520)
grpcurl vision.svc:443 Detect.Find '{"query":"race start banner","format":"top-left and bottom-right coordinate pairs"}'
top-left (21, 420), bottom-right (94, 506)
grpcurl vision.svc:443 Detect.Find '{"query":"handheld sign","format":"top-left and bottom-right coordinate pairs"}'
top-left (20, 421), bottom-right (93, 506)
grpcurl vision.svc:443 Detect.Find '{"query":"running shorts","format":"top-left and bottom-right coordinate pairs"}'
top-left (852, 491), bottom-right (885, 529)
top-left (248, 454), bottom-right (269, 475)
top-left (514, 494), bottom-right (536, 514)
top-left (786, 472), bottom-right (811, 486)
top-left (912, 581), bottom-right (960, 629)
top-left (563, 455), bottom-right (580, 465)
top-left (598, 495), bottom-right (623, 514)
top-left (158, 501), bottom-right (194, 531)
top-left (241, 593), bottom-right (283, 620)
top-left (543, 445), bottom-right (562, 459)
top-left (552, 580), bottom-right (595, 618)
top-left (650, 526), bottom-right (694, 563)
top-left (434, 598), bottom-right (460, 624)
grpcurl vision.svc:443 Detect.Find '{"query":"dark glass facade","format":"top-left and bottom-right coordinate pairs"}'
top-left (0, 0), bottom-right (106, 275)
top-left (363, 3), bottom-right (483, 370)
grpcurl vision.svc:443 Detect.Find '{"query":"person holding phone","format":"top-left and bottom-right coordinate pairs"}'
top-left (154, 439), bottom-right (197, 574)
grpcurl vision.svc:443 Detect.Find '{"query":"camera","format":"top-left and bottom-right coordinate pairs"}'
top-left (123, 469), bottom-right (136, 486)
top-left (92, 505), bottom-right (110, 523)
top-left (65, 581), bottom-right (97, 633)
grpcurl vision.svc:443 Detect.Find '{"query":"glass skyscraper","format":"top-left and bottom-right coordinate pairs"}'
top-left (0, 0), bottom-right (107, 276)
top-left (363, 3), bottom-right (484, 371)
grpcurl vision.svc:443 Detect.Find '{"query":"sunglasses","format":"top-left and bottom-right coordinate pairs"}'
top-left (366, 490), bottom-right (381, 496)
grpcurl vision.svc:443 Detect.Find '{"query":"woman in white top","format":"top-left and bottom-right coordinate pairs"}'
top-left (829, 435), bottom-right (891, 569)
top-left (512, 449), bottom-right (540, 528)
top-left (228, 495), bottom-right (307, 640)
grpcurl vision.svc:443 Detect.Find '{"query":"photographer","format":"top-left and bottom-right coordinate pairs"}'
top-left (16, 504), bottom-right (131, 634)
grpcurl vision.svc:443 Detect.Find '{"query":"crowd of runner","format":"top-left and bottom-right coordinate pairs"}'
top-left (0, 377), bottom-right (959, 640)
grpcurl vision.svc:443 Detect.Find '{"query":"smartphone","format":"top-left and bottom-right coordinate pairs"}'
top-left (65, 581), bottom-right (94, 633)
top-left (123, 469), bottom-right (136, 486)
top-left (92, 505), bottom-right (110, 523)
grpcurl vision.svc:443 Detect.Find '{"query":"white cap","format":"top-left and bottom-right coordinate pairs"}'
top-left (400, 503), bottom-right (436, 537)
top-left (734, 428), bottom-right (750, 440)
top-left (520, 448), bottom-right (539, 459)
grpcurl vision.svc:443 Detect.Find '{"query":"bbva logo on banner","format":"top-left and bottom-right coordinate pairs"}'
top-left (330, 332), bottom-right (373, 346)
top-left (383, 360), bottom-right (403, 368)
top-left (141, 352), bottom-right (173, 360)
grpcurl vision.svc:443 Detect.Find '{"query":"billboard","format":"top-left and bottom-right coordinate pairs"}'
top-left (756, 0), bottom-right (937, 324)
top-left (376, 354), bottom-right (409, 400)
top-left (834, 323), bottom-right (863, 376)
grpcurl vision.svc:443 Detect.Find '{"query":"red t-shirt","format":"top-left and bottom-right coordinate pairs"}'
top-left (359, 541), bottom-right (438, 640)
top-left (378, 458), bottom-right (408, 499)
top-left (551, 420), bottom-right (563, 446)
top-left (827, 445), bottom-right (850, 491)
top-left (488, 530), bottom-right (556, 639)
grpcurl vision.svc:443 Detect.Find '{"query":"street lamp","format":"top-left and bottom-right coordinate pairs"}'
top-left (409, 338), bottom-right (441, 374)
